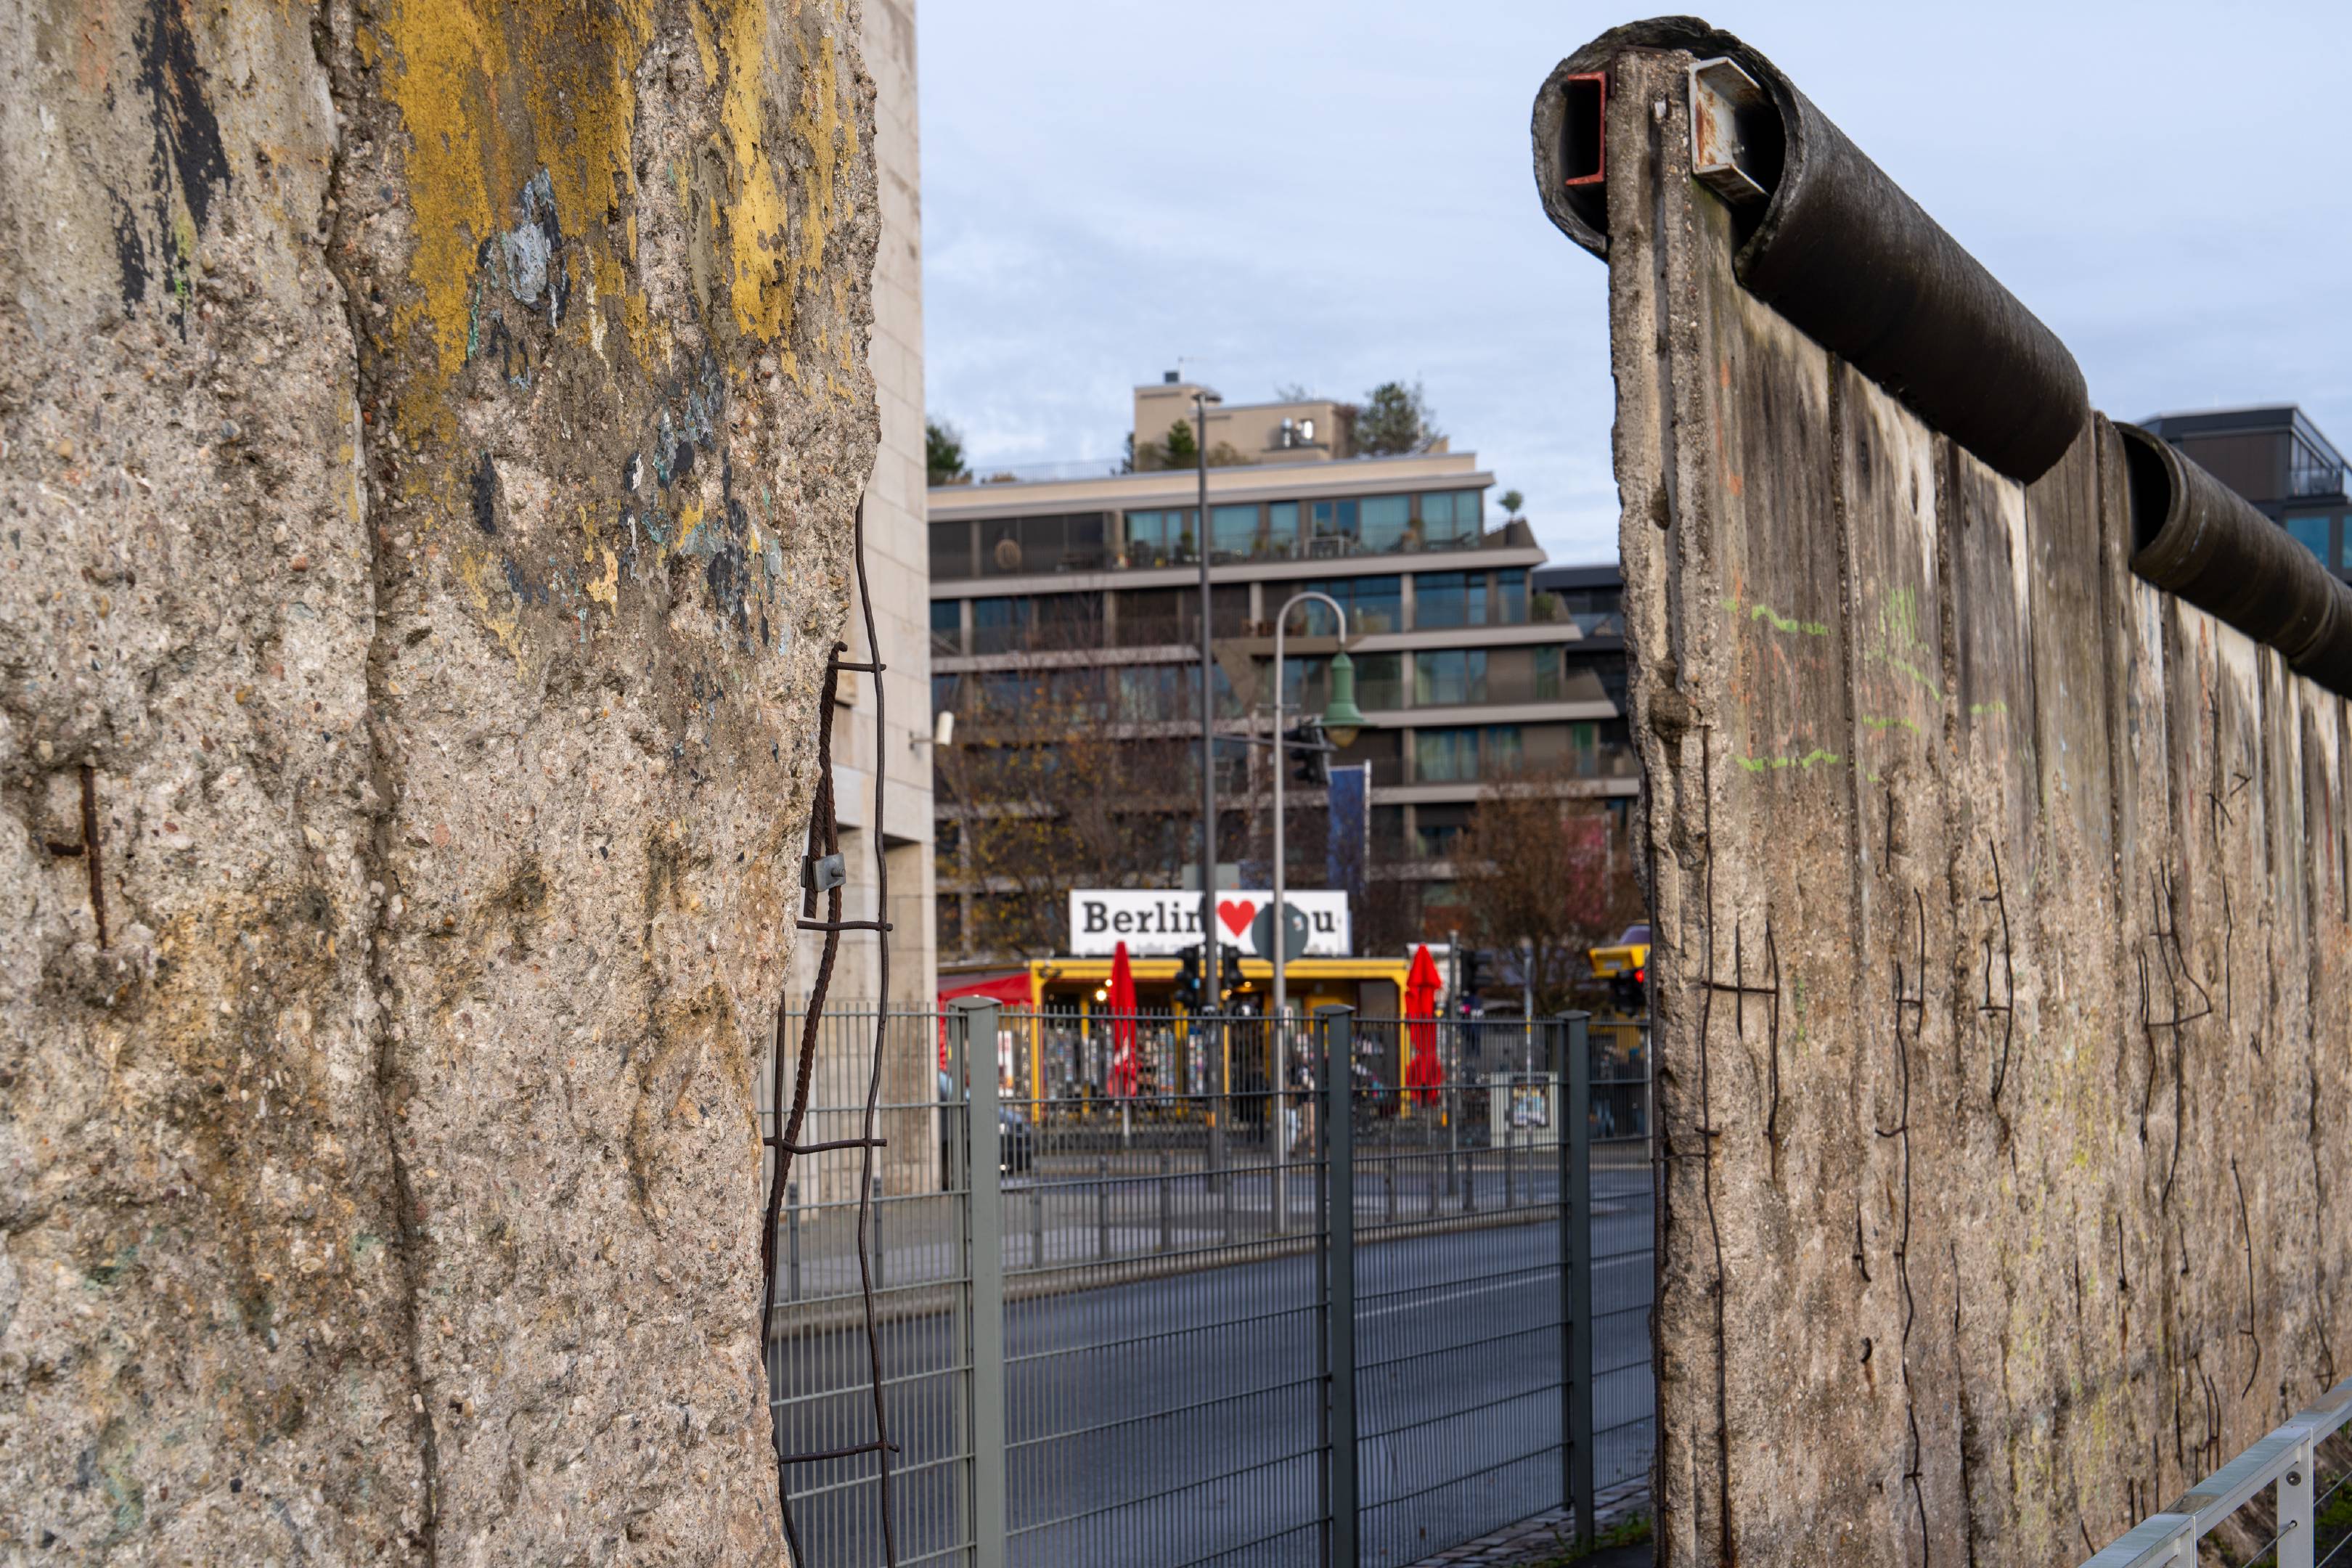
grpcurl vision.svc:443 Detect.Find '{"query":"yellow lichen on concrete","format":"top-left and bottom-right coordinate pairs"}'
top-left (709, 0), bottom-right (792, 346)
top-left (372, 0), bottom-right (653, 409)
top-left (785, 24), bottom-right (858, 359)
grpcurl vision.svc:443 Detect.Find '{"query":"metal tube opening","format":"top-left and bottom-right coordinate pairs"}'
top-left (2119, 424), bottom-right (2176, 557)
top-left (1561, 73), bottom-right (1606, 187)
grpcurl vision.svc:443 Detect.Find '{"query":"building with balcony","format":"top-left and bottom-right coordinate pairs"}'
top-left (2140, 404), bottom-right (2350, 579)
top-left (928, 380), bottom-right (1637, 969)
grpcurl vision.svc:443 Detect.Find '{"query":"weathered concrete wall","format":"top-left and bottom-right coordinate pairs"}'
top-left (1, 1), bottom-right (876, 1560)
top-left (1596, 49), bottom-right (2351, 1566)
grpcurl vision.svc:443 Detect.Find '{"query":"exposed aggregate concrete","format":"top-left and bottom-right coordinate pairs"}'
top-left (0, 1), bottom-right (878, 1560)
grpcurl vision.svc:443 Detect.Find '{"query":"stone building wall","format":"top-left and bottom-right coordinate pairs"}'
top-left (1592, 47), bottom-right (2351, 1567)
top-left (0, 1), bottom-right (878, 1559)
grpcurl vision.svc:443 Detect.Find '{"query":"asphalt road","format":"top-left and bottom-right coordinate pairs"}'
top-left (775, 1169), bottom-right (1654, 1568)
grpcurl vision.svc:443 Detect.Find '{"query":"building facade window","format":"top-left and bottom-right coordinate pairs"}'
top-left (934, 485), bottom-right (1494, 581)
top-left (1210, 503), bottom-right (1262, 558)
top-left (1267, 501), bottom-right (1300, 550)
top-left (1414, 571), bottom-right (1487, 630)
top-left (2288, 513), bottom-right (2330, 562)
top-left (1034, 591), bottom-right (1104, 650)
top-left (1280, 655), bottom-right (1329, 711)
top-left (1311, 498), bottom-right (1360, 550)
top-left (1418, 490), bottom-right (1484, 547)
top-left (1116, 664), bottom-right (1190, 723)
top-left (1414, 727), bottom-right (1479, 782)
top-left (1535, 646), bottom-right (1564, 701)
top-left (931, 520), bottom-right (974, 580)
top-left (1116, 587), bottom-right (1183, 647)
top-left (1494, 569), bottom-right (1528, 625)
top-left (1413, 649), bottom-right (1488, 706)
top-left (930, 599), bottom-right (963, 656)
top-left (1335, 727), bottom-right (1404, 785)
top-left (1414, 802), bottom-right (1472, 857)
top-left (1355, 652), bottom-right (1405, 709)
top-left (1362, 494), bottom-right (1412, 552)
top-left (1286, 575), bottom-right (1402, 635)
top-left (1123, 509), bottom-right (1197, 567)
top-left (970, 596), bottom-right (1031, 655)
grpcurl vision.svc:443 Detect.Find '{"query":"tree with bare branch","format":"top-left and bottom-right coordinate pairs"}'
top-left (1452, 762), bottom-right (1644, 1011)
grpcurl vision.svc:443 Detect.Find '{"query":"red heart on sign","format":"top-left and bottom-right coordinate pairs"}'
top-left (1217, 899), bottom-right (1256, 937)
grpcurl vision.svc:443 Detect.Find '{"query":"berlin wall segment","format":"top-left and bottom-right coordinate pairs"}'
top-left (1535, 25), bottom-right (2352, 1568)
top-left (1, 3), bottom-right (877, 1561)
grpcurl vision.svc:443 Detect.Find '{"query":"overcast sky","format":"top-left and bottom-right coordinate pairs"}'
top-left (916, 1), bottom-right (2351, 568)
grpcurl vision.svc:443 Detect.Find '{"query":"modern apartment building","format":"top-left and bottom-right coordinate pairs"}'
top-left (2141, 404), bottom-right (2351, 580)
top-left (928, 381), bottom-right (1637, 969)
top-left (1531, 560), bottom-right (1630, 815)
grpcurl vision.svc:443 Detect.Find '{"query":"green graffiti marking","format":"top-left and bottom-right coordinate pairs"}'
top-left (1735, 748), bottom-right (1843, 774)
top-left (1969, 700), bottom-right (2009, 716)
top-left (1725, 595), bottom-right (1830, 637)
top-left (1862, 714), bottom-right (1923, 735)
top-left (1867, 648), bottom-right (1945, 704)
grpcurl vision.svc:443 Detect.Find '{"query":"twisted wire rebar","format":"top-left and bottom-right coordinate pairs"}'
top-left (763, 499), bottom-right (900, 1566)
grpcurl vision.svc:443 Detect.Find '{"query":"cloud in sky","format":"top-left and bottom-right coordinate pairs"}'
top-left (917, 1), bottom-right (2352, 567)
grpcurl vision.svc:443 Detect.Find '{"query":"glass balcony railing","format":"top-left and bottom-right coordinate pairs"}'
top-left (934, 516), bottom-right (1540, 582)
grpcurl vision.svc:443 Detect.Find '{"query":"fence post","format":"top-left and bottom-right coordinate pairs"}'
top-left (2280, 1434), bottom-right (2316, 1568)
top-left (1556, 1012), bottom-right (1596, 1550)
top-left (1320, 1005), bottom-right (1358, 1568)
top-left (1097, 1156), bottom-right (1111, 1259)
top-left (786, 1181), bottom-right (801, 1302)
top-left (950, 997), bottom-right (1008, 1568)
top-left (1030, 1186), bottom-right (1045, 1270)
top-left (1159, 1151), bottom-right (1172, 1253)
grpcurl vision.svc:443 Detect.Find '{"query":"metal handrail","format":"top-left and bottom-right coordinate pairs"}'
top-left (2079, 1377), bottom-right (2352, 1566)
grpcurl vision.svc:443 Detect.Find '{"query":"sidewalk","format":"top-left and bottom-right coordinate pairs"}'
top-left (1400, 1484), bottom-right (1649, 1567)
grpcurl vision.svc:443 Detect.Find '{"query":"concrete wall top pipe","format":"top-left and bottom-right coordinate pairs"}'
top-left (2120, 423), bottom-right (2352, 696)
top-left (1532, 15), bottom-right (2090, 483)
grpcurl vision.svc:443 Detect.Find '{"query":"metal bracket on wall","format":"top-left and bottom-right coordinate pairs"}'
top-left (1688, 57), bottom-right (1773, 207)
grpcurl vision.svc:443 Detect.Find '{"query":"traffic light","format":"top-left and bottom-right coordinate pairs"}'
top-left (1286, 717), bottom-right (1328, 785)
top-left (1175, 944), bottom-right (1202, 1010)
top-left (1218, 942), bottom-right (1244, 1003)
top-left (1458, 947), bottom-right (1486, 1014)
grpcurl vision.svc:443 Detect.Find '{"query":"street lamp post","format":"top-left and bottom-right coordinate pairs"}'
top-left (1269, 589), bottom-right (1365, 1228)
top-left (1192, 385), bottom-right (1224, 1181)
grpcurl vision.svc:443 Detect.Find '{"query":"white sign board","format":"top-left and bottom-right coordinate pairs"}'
top-left (1069, 889), bottom-right (1351, 958)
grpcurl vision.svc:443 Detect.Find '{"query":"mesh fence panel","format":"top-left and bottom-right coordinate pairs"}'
top-left (767, 1010), bottom-right (1655, 1568)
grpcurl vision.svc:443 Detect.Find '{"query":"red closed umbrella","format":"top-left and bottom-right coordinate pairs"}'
top-left (1107, 941), bottom-right (1140, 1098)
top-left (1402, 944), bottom-right (1444, 1104)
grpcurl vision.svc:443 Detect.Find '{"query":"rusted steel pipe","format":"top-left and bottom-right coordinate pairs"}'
top-left (2119, 424), bottom-right (2352, 696)
top-left (1532, 17), bottom-right (2089, 484)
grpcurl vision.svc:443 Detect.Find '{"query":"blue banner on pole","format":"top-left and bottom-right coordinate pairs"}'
top-left (1327, 763), bottom-right (1369, 897)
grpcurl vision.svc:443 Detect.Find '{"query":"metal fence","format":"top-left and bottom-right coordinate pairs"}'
top-left (2079, 1379), bottom-right (2352, 1567)
top-left (764, 1008), bottom-right (1654, 1568)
